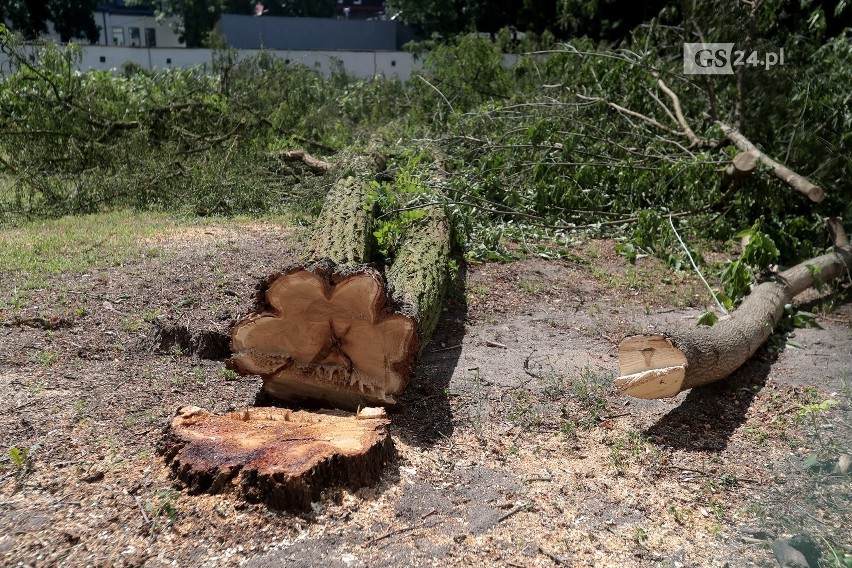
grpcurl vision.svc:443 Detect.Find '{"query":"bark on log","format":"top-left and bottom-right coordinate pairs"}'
top-left (160, 405), bottom-right (392, 511)
top-left (276, 149), bottom-right (333, 174)
top-left (305, 159), bottom-right (377, 264)
top-left (615, 244), bottom-right (852, 399)
top-left (228, 161), bottom-right (452, 409)
top-left (717, 122), bottom-right (825, 202)
top-left (386, 206), bottom-right (452, 349)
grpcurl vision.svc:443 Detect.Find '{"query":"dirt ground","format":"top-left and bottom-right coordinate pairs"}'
top-left (1, 221), bottom-right (850, 567)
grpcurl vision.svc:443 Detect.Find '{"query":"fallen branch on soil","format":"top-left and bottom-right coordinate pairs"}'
top-left (615, 234), bottom-right (852, 399)
top-left (717, 122), bottom-right (825, 202)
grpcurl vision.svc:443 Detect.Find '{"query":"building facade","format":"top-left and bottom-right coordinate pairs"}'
top-left (94, 2), bottom-right (183, 48)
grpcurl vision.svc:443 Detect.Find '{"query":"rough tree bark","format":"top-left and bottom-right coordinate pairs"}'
top-left (160, 405), bottom-right (392, 511)
top-left (717, 122), bottom-right (826, 202)
top-left (227, 160), bottom-right (452, 408)
top-left (386, 205), bottom-right (452, 350)
top-left (615, 243), bottom-right (852, 399)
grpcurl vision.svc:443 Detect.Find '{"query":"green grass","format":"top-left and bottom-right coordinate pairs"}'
top-left (0, 210), bottom-right (293, 295)
top-left (0, 211), bottom-right (183, 276)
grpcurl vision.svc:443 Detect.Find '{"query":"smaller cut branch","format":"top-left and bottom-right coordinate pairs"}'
top-left (275, 149), bottom-right (333, 174)
top-left (656, 78), bottom-right (702, 148)
top-left (616, 242), bottom-right (852, 399)
top-left (719, 151), bottom-right (758, 196)
top-left (717, 122), bottom-right (825, 202)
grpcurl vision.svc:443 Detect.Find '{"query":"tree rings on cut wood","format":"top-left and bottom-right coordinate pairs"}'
top-left (160, 405), bottom-right (393, 511)
top-left (227, 262), bottom-right (418, 409)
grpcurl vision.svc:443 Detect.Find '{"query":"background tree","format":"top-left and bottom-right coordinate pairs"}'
top-left (0, 0), bottom-right (98, 42)
top-left (50, 0), bottom-right (99, 43)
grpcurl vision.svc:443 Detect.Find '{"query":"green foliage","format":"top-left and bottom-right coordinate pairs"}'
top-left (718, 224), bottom-right (780, 308)
top-left (1, 3), bottom-right (849, 271)
top-left (8, 446), bottom-right (29, 468)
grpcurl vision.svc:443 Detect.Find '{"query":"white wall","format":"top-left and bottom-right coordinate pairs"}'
top-left (1, 46), bottom-right (418, 80)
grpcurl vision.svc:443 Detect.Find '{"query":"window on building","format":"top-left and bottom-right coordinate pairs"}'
top-left (129, 27), bottom-right (141, 47)
top-left (145, 28), bottom-right (156, 47)
top-left (112, 27), bottom-right (125, 46)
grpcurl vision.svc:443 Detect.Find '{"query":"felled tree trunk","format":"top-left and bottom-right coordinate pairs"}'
top-left (717, 122), bottom-right (826, 202)
top-left (227, 160), bottom-right (451, 408)
top-left (386, 206), bottom-right (452, 349)
top-left (160, 405), bottom-right (392, 511)
top-left (616, 244), bottom-right (852, 399)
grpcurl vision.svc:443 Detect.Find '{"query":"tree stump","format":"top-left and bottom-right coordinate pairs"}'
top-left (160, 405), bottom-right (393, 511)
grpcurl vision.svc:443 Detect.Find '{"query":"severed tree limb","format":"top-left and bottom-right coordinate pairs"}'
top-left (717, 122), bottom-right (825, 202)
top-left (827, 217), bottom-right (849, 247)
top-left (386, 205), bottom-right (452, 352)
top-left (615, 238), bottom-right (852, 399)
top-left (656, 78), bottom-right (703, 148)
top-left (227, 156), bottom-right (450, 409)
top-left (575, 94), bottom-right (686, 138)
top-left (275, 149), bottom-right (334, 174)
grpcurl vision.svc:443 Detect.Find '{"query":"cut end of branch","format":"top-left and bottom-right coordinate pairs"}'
top-left (732, 151), bottom-right (758, 174)
top-left (804, 184), bottom-right (826, 203)
top-left (614, 366), bottom-right (686, 399)
top-left (616, 335), bottom-right (688, 399)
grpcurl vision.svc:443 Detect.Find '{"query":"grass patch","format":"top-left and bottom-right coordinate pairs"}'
top-left (0, 211), bottom-right (183, 276)
top-left (0, 210), bottom-right (293, 296)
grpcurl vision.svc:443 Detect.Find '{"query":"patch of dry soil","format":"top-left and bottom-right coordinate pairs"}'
top-left (1, 228), bottom-right (849, 567)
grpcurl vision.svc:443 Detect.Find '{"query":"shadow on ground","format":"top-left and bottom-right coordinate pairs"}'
top-left (392, 274), bottom-right (467, 447)
top-left (645, 357), bottom-right (773, 451)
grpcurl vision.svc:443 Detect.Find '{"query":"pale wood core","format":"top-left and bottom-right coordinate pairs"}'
top-left (615, 335), bottom-right (688, 398)
top-left (229, 268), bottom-right (417, 407)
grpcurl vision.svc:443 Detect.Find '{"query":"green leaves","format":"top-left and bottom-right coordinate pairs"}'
top-left (719, 224), bottom-right (780, 307)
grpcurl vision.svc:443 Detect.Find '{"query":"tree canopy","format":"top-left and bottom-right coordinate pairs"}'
top-left (387, 0), bottom-right (850, 42)
top-left (0, 0), bottom-right (99, 43)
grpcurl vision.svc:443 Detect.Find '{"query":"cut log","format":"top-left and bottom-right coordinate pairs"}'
top-left (275, 149), bottom-right (333, 174)
top-left (720, 151), bottom-right (758, 195)
top-left (616, 244), bottom-right (852, 399)
top-left (160, 405), bottom-right (392, 511)
top-left (228, 160), bottom-right (452, 408)
top-left (717, 122), bottom-right (825, 202)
